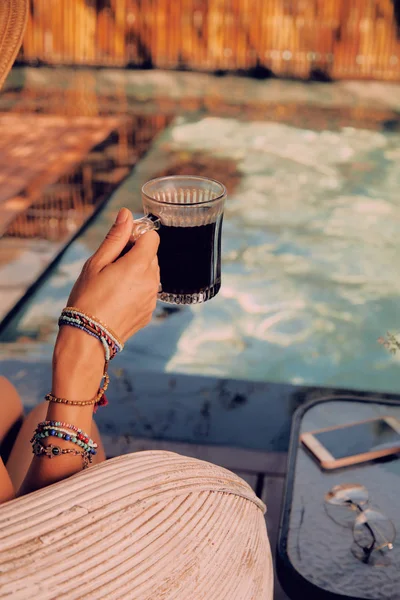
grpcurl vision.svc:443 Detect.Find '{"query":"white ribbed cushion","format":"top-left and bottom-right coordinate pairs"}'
top-left (0, 451), bottom-right (273, 599)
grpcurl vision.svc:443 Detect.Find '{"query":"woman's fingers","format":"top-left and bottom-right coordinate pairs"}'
top-left (90, 208), bottom-right (133, 271)
top-left (150, 256), bottom-right (159, 273)
top-left (68, 217), bottom-right (160, 342)
top-left (150, 256), bottom-right (160, 289)
top-left (119, 229), bottom-right (160, 272)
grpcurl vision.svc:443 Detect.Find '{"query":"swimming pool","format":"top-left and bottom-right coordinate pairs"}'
top-left (1, 70), bottom-right (400, 398)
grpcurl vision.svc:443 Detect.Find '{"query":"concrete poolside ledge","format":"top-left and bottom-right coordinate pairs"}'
top-left (5, 67), bottom-right (400, 112)
top-left (2, 356), bottom-right (400, 455)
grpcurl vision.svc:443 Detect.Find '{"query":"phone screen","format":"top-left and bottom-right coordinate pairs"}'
top-left (314, 419), bottom-right (400, 460)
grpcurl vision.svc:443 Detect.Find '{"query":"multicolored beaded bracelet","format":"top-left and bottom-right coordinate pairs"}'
top-left (31, 419), bottom-right (97, 469)
top-left (57, 307), bottom-right (123, 410)
top-left (33, 428), bottom-right (97, 453)
top-left (32, 422), bottom-right (97, 447)
top-left (59, 315), bottom-right (116, 361)
top-left (59, 307), bottom-right (124, 361)
top-left (32, 433), bottom-right (97, 455)
top-left (41, 428), bottom-right (95, 448)
top-left (37, 420), bottom-right (97, 440)
top-left (63, 307), bottom-right (124, 349)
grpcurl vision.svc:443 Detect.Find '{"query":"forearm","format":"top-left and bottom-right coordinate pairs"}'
top-left (18, 328), bottom-right (104, 496)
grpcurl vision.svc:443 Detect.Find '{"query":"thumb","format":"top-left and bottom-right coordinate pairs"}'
top-left (91, 208), bottom-right (133, 270)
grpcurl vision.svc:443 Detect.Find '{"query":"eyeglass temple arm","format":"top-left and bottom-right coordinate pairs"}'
top-left (351, 501), bottom-right (377, 555)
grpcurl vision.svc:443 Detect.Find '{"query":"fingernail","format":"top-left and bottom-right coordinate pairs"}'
top-left (115, 208), bottom-right (129, 224)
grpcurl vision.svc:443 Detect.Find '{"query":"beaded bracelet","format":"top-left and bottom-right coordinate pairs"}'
top-left (59, 315), bottom-right (116, 361)
top-left (31, 426), bottom-right (97, 455)
top-left (37, 426), bottom-right (96, 447)
top-left (59, 307), bottom-right (124, 361)
top-left (31, 420), bottom-right (97, 468)
top-left (63, 307), bottom-right (123, 350)
top-left (45, 394), bottom-right (96, 407)
top-left (33, 433), bottom-right (97, 456)
top-left (58, 307), bottom-right (123, 410)
top-left (45, 371), bottom-right (109, 410)
top-left (32, 440), bottom-right (92, 469)
top-left (37, 420), bottom-right (97, 440)
top-left (32, 422), bottom-right (95, 441)
top-left (33, 427), bottom-right (97, 452)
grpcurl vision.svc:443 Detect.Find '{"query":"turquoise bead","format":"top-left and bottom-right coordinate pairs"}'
top-left (72, 437), bottom-right (77, 443)
top-left (45, 431), bottom-right (49, 436)
top-left (57, 432), bottom-right (63, 438)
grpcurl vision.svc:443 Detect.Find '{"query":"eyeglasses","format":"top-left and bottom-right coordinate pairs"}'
top-left (324, 483), bottom-right (396, 566)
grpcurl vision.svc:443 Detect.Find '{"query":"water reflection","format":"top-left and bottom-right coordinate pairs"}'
top-left (0, 79), bottom-right (170, 323)
top-left (2, 74), bottom-right (400, 397)
top-left (2, 114), bottom-right (169, 241)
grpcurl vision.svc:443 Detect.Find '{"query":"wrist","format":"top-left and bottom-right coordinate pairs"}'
top-left (52, 326), bottom-right (105, 401)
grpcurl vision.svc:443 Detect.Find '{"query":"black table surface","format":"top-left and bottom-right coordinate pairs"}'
top-left (277, 396), bottom-right (400, 600)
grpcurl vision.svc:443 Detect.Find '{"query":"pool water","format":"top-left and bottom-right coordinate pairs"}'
top-left (1, 70), bottom-right (400, 397)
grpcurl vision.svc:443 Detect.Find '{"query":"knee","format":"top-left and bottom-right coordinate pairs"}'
top-left (24, 401), bottom-right (48, 427)
top-left (0, 376), bottom-right (24, 411)
top-left (0, 377), bottom-right (24, 437)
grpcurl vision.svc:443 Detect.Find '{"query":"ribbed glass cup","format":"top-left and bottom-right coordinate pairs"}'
top-left (141, 175), bottom-right (227, 305)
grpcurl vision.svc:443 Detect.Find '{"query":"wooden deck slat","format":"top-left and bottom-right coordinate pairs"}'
top-left (103, 435), bottom-right (288, 476)
top-left (0, 113), bottom-right (123, 235)
top-left (262, 476), bottom-right (289, 600)
top-left (233, 470), bottom-right (258, 492)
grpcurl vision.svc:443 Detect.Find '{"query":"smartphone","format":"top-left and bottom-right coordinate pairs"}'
top-left (300, 416), bottom-right (400, 470)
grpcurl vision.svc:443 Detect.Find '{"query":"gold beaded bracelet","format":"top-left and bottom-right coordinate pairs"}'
top-left (45, 372), bottom-right (110, 407)
top-left (45, 394), bottom-right (97, 406)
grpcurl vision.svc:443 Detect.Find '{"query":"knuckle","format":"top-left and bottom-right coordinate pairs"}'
top-left (133, 260), bottom-right (147, 274)
top-left (105, 226), bottom-right (123, 243)
top-left (83, 257), bottom-right (97, 273)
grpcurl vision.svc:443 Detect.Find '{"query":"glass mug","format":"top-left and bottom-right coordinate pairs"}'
top-left (131, 175), bottom-right (227, 305)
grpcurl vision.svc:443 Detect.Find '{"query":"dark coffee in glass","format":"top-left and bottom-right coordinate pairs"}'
top-left (138, 176), bottom-right (226, 305)
top-left (154, 217), bottom-right (223, 299)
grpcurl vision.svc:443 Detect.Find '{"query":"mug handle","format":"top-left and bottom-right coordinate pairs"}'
top-left (119, 215), bottom-right (161, 259)
top-left (131, 215), bottom-right (161, 241)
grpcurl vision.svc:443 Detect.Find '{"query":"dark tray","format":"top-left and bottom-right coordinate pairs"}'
top-left (276, 395), bottom-right (400, 600)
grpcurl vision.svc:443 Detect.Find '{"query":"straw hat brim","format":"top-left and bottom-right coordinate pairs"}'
top-left (0, 0), bottom-right (29, 89)
top-left (0, 451), bottom-right (273, 599)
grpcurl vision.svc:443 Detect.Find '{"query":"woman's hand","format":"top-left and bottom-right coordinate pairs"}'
top-left (67, 207), bottom-right (160, 341)
top-left (52, 208), bottom-right (160, 402)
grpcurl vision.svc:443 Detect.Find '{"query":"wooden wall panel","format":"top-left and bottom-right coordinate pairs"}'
top-left (19, 0), bottom-right (400, 80)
